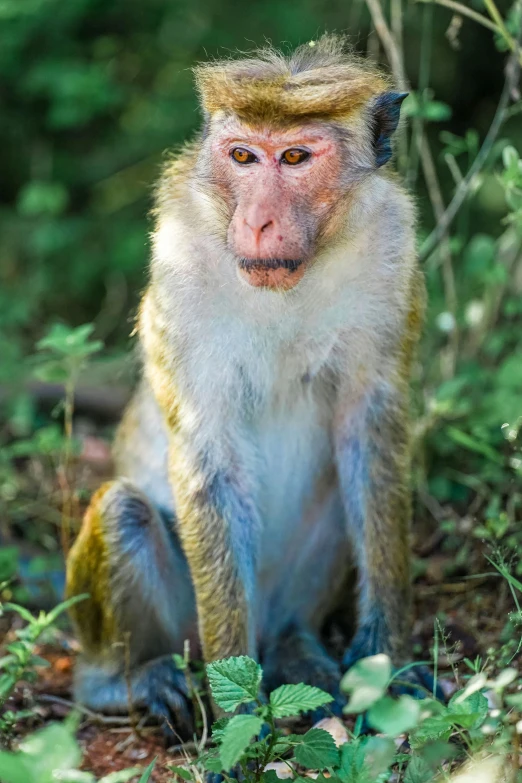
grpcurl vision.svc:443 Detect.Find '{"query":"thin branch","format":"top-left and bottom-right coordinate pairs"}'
top-left (483, 0), bottom-right (519, 55)
top-left (364, 0), bottom-right (408, 89)
top-left (38, 694), bottom-right (132, 725)
top-left (420, 41), bottom-right (522, 261)
top-left (415, 0), bottom-right (499, 35)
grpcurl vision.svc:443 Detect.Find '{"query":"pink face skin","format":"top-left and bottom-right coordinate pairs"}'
top-left (210, 118), bottom-right (343, 291)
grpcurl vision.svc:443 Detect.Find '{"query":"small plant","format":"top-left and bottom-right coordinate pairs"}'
top-left (167, 653), bottom-right (517, 783)
top-left (0, 594), bottom-right (87, 710)
top-left (32, 322), bottom-right (104, 554)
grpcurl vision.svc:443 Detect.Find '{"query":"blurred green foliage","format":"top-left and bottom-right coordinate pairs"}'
top-left (0, 0), bottom-right (521, 536)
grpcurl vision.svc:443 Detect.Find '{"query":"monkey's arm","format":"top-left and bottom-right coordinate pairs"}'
top-left (334, 379), bottom-right (412, 668)
top-left (141, 295), bottom-right (260, 664)
top-left (169, 438), bottom-right (260, 663)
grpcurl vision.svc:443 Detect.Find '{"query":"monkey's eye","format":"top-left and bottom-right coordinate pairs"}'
top-left (282, 148), bottom-right (311, 165)
top-left (231, 147), bottom-right (257, 165)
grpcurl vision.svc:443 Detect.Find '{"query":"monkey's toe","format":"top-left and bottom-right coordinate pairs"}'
top-left (141, 659), bottom-right (194, 741)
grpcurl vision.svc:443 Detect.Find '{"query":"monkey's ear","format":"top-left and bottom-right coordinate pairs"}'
top-left (371, 92), bottom-right (408, 167)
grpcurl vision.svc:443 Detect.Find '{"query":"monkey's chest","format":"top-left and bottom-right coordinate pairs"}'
top-left (253, 398), bottom-right (348, 629)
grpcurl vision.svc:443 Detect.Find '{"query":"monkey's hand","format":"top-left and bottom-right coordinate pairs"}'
top-left (134, 656), bottom-right (194, 740)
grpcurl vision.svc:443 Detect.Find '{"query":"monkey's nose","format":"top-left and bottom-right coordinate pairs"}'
top-left (244, 218), bottom-right (274, 242)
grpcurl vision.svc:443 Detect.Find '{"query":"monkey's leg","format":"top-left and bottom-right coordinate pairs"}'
top-left (262, 622), bottom-right (343, 717)
top-left (66, 479), bottom-right (197, 737)
top-left (335, 385), bottom-right (412, 669)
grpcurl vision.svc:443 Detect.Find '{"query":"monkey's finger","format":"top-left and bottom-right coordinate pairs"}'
top-left (164, 687), bottom-right (194, 738)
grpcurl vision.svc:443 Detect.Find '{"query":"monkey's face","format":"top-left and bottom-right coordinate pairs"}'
top-left (208, 117), bottom-right (344, 291)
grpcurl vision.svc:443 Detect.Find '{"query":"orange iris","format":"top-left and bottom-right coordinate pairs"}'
top-left (232, 148), bottom-right (256, 164)
top-left (283, 149), bottom-right (309, 165)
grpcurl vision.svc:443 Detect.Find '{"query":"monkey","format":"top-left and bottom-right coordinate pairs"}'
top-left (65, 34), bottom-right (432, 735)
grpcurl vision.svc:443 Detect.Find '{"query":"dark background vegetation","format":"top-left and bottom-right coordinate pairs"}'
top-left (0, 0), bottom-right (521, 592)
top-left (0, 1), bottom-right (522, 779)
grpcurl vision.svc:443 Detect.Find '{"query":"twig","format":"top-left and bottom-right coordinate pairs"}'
top-left (364, 0), bottom-right (407, 89)
top-left (415, 0), bottom-right (499, 35)
top-left (420, 34), bottom-right (522, 261)
top-left (483, 0), bottom-right (520, 57)
top-left (37, 694), bottom-right (132, 725)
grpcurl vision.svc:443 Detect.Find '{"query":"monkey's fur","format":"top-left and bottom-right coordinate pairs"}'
top-left (66, 35), bottom-right (428, 732)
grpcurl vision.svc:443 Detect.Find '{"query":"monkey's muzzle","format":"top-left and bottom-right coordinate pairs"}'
top-left (237, 257), bottom-right (306, 291)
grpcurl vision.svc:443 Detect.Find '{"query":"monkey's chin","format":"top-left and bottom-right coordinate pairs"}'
top-left (237, 259), bottom-right (306, 291)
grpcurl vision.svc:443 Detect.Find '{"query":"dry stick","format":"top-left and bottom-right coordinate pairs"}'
top-left (38, 694), bottom-right (132, 725)
top-left (420, 39), bottom-right (522, 262)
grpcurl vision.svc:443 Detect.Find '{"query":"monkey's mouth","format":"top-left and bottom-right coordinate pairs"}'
top-left (236, 257), bottom-right (306, 291)
top-left (238, 257), bottom-right (304, 272)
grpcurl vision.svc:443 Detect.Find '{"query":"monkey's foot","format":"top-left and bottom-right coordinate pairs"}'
top-left (138, 658), bottom-right (194, 741)
top-left (74, 655), bottom-right (193, 742)
top-left (263, 625), bottom-right (344, 721)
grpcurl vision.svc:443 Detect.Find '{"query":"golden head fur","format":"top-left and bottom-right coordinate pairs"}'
top-left (195, 34), bottom-right (391, 123)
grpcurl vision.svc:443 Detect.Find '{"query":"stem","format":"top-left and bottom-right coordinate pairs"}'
top-left (365, 0), bottom-right (408, 89)
top-left (420, 31), bottom-right (522, 261)
top-left (406, 1), bottom-right (433, 189)
top-left (415, 0), bottom-right (499, 35)
top-left (60, 373), bottom-right (76, 557)
top-left (483, 0), bottom-right (517, 51)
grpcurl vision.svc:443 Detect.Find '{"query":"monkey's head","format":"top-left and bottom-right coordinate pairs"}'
top-left (194, 36), bottom-right (407, 291)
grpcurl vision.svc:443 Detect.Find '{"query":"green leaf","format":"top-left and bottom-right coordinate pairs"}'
top-left (293, 728), bottom-right (339, 769)
top-left (447, 690), bottom-right (488, 729)
top-left (211, 716), bottom-right (230, 743)
top-left (409, 712), bottom-right (453, 749)
top-left (367, 695), bottom-right (421, 735)
top-left (202, 755), bottom-right (223, 773)
top-left (46, 594), bottom-right (89, 624)
top-left (207, 656), bottom-right (262, 712)
top-left (169, 766), bottom-right (194, 781)
top-left (17, 181), bottom-right (69, 217)
top-left (219, 714), bottom-right (263, 770)
top-left (137, 758), bottom-right (157, 783)
top-left (341, 654), bottom-right (391, 713)
top-left (338, 738), bottom-right (369, 782)
top-left (0, 723), bottom-right (82, 783)
top-left (0, 675), bottom-right (17, 699)
top-left (269, 683), bottom-right (333, 718)
top-left (404, 756), bottom-right (434, 783)
top-left (362, 736), bottom-right (396, 778)
top-left (99, 769), bottom-right (142, 783)
top-left (3, 603), bottom-right (35, 623)
top-left (28, 655), bottom-right (51, 668)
